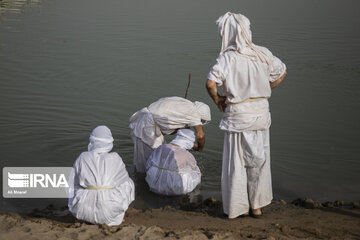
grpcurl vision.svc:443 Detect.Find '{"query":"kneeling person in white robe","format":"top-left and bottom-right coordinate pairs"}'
top-left (145, 129), bottom-right (201, 195)
top-left (68, 126), bottom-right (135, 226)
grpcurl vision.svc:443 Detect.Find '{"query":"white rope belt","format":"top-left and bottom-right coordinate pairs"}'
top-left (228, 97), bottom-right (268, 105)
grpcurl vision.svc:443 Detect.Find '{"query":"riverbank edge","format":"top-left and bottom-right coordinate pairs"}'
top-left (1, 197), bottom-right (359, 239)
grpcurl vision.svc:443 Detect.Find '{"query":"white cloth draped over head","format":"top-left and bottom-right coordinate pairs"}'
top-left (88, 126), bottom-right (114, 154)
top-left (194, 101), bottom-right (211, 124)
top-left (129, 97), bottom-right (211, 149)
top-left (216, 12), bottom-right (270, 65)
top-left (170, 129), bottom-right (195, 150)
top-left (68, 126), bottom-right (135, 226)
top-left (145, 144), bottom-right (201, 195)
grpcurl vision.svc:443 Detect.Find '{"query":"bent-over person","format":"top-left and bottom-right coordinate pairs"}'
top-left (129, 96), bottom-right (211, 172)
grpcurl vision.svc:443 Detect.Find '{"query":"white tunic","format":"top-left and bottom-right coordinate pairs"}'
top-left (207, 48), bottom-right (286, 104)
top-left (68, 151), bottom-right (135, 226)
top-left (145, 144), bottom-right (201, 196)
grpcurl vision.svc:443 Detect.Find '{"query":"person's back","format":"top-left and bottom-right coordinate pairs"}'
top-left (209, 48), bottom-right (285, 105)
top-left (145, 129), bottom-right (201, 195)
top-left (206, 12), bottom-right (287, 219)
top-left (148, 97), bottom-right (203, 133)
top-left (68, 126), bottom-right (135, 226)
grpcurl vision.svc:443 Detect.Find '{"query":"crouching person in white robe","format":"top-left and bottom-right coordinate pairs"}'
top-left (206, 12), bottom-right (287, 218)
top-left (68, 126), bottom-right (135, 226)
top-left (145, 129), bottom-right (201, 195)
top-left (129, 96), bottom-right (211, 173)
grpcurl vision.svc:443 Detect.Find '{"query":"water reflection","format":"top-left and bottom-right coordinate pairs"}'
top-left (0, 0), bottom-right (41, 18)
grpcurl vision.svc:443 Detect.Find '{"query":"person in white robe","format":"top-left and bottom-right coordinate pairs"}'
top-left (129, 96), bottom-right (211, 172)
top-left (145, 129), bottom-right (201, 195)
top-left (68, 126), bottom-right (135, 226)
top-left (206, 12), bottom-right (287, 218)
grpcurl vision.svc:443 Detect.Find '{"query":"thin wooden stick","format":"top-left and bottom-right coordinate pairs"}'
top-left (184, 72), bottom-right (191, 99)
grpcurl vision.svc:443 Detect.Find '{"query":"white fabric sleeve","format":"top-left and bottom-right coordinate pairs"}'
top-left (207, 55), bottom-right (226, 86)
top-left (269, 55), bottom-right (286, 82)
top-left (256, 46), bottom-right (286, 83)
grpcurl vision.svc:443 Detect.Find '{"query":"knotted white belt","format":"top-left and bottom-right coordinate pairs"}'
top-left (220, 97), bottom-right (271, 133)
top-left (228, 97), bottom-right (268, 105)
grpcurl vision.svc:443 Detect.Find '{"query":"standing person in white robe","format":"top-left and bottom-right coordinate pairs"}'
top-left (129, 96), bottom-right (211, 173)
top-left (145, 129), bottom-right (201, 195)
top-left (206, 12), bottom-right (287, 218)
top-left (68, 126), bottom-right (135, 226)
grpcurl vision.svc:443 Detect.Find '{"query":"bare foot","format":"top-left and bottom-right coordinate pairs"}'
top-left (251, 208), bottom-right (262, 216)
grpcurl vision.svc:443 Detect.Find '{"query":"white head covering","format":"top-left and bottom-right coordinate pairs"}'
top-left (171, 129), bottom-right (195, 150)
top-left (88, 125), bottom-right (114, 154)
top-left (216, 12), bottom-right (270, 65)
top-left (194, 101), bottom-right (211, 125)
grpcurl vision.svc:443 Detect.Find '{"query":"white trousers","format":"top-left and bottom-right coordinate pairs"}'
top-left (131, 132), bottom-right (154, 173)
top-left (222, 129), bottom-right (272, 218)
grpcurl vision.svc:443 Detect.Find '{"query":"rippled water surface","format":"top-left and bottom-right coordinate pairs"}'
top-left (1, 0), bottom-right (359, 213)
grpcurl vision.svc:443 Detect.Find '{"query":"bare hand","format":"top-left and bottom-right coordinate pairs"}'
top-left (193, 143), bottom-right (199, 151)
top-left (215, 96), bottom-right (227, 112)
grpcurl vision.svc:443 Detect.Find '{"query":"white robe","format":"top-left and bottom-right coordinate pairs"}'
top-left (145, 144), bottom-right (201, 195)
top-left (222, 129), bottom-right (272, 217)
top-left (129, 97), bottom-right (203, 172)
top-left (219, 100), bottom-right (273, 217)
top-left (208, 14), bottom-right (286, 216)
top-left (68, 151), bottom-right (135, 226)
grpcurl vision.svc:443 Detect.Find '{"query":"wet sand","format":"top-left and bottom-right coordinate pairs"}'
top-left (0, 198), bottom-right (359, 240)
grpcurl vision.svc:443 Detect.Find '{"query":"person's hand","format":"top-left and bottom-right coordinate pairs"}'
top-left (214, 96), bottom-right (227, 112)
top-left (192, 143), bottom-right (199, 151)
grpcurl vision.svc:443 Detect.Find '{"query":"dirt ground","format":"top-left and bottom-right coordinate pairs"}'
top-left (0, 199), bottom-right (359, 240)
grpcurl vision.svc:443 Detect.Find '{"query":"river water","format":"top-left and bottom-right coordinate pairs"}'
top-left (0, 0), bottom-right (359, 213)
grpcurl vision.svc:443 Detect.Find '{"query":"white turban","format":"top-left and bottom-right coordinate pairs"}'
top-left (171, 129), bottom-right (195, 150)
top-left (216, 12), bottom-right (270, 65)
top-left (88, 125), bottom-right (114, 154)
top-left (194, 101), bottom-right (211, 125)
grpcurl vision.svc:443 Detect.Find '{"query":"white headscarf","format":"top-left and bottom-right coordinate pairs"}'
top-left (194, 101), bottom-right (211, 125)
top-left (216, 12), bottom-right (270, 65)
top-left (171, 129), bottom-right (195, 150)
top-left (88, 125), bottom-right (114, 154)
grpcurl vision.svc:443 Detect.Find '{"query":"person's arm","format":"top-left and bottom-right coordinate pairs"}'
top-left (206, 79), bottom-right (227, 112)
top-left (193, 125), bottom-right (205, 152)
top-left (270, 71), bottom-right (287, 89)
